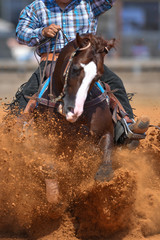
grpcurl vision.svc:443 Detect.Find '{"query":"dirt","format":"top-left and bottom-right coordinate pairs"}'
top-left (0, 72), bottom-right (160, 240)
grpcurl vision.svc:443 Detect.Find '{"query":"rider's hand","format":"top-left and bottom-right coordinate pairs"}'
top-left (42, 24), bottom-right (61, 38)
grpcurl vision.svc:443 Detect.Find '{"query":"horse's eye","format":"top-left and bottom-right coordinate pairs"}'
top-left (72, 64), bottom-right (81, 71)
top-left (71, 64), bottom-right (82, 77)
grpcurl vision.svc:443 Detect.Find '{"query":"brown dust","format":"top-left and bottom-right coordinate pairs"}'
top-left (0, 104), bottom-right (160, 240)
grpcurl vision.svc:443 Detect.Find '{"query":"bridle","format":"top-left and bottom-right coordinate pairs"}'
top-left (35, 31), bottom-right (110, 111)
top-left (61, 42), bottom-right (92, 100)
top-left (52, 42), bottom-right (109, 104)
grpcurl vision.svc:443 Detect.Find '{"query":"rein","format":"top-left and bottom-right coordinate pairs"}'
top-left (34, 30), bottom-right (69, 102)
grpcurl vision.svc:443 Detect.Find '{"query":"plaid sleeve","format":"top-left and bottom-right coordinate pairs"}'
top-left (16, 5), bottom-right (45, 47)
top-left (90, 0), bottom-right (114, 17)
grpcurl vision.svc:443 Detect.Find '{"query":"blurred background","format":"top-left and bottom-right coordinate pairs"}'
top-left (0, 0), bottom-right (159, 103)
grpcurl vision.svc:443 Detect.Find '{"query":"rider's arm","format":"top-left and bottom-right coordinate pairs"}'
top-left (90, 0), bottom-right (116, 17)
top-left (16, 4), bottom-right (45, 47)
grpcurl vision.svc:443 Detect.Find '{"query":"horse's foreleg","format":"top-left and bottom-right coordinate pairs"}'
top-left (89, 106), bottom-right (114, 181)
top-left (95, 132), bottom-right (114, 182)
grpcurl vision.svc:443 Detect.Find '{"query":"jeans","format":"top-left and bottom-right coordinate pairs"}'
top-left (101, 65), bottom-right (134, 119)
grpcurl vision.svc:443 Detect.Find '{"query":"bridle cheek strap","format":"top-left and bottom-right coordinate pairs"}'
top-left (51, 40), bottom-right (92, 103)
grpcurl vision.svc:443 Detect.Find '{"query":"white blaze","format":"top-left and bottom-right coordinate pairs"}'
top-left (66, 61), bottom-right (97, 122)
top-left (74, 61), bottom-right (97, 115)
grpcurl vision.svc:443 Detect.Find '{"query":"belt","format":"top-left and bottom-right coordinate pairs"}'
top-left (41, 53), bottom-right (59, 62)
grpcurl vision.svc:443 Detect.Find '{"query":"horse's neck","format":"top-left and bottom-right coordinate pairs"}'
top-left (52, 41), bottom-right (76, 97)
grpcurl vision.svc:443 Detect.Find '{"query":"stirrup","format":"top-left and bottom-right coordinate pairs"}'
top-left (123, 118), bottom-right (145, 140)
top-left (115, 118), bottom-right (146, 144)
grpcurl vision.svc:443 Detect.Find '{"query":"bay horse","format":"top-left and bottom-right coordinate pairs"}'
top-left (26, 33), bottom-right (116, 181)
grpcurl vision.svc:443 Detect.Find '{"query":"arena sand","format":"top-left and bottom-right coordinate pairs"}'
top-left (0, 96), bottom-right (160, 240)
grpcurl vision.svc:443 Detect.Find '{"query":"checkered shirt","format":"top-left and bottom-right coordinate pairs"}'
top-left (16, 0), bottom-right (114, 55)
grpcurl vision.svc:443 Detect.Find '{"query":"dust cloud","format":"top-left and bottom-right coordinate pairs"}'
top-left (0, 99), bottom-right (160, 240)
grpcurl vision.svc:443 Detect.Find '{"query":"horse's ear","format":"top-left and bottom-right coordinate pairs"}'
top-left (105, 38), bottom-right (117, 52)
top-left (76, 33), bottom-right (90, 48)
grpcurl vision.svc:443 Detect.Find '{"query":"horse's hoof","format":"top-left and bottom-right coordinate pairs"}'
top-left (45, 179), bottom-right (60, 204)
top-left (94, 164), bottom-right (114, 182)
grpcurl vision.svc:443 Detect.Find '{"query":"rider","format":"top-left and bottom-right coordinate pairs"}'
top-left (9, 0), bottom-right (150, 143)
top-left (9, 0), bottom-right (150, 202)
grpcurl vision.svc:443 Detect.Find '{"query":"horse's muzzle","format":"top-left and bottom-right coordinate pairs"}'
top-left (66, 111), bottom-right (78, 123)
top-left (63, 95), bottom-right (83, 122)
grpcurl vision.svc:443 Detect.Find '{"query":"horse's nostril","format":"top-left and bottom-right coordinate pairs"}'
top-left (68, 107), bottom-right (74, 113)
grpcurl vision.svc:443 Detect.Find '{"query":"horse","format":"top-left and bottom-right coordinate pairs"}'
top-left (25, 33), bottom-right (116, 181)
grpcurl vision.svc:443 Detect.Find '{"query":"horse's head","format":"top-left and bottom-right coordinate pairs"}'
top-left (63, 33), bottom-right (116, 123)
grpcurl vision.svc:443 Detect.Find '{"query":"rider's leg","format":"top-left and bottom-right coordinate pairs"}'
top-left (101, 65), bottom-right (134, 119)
top-left (100, 65), bottom-right (150, 141)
